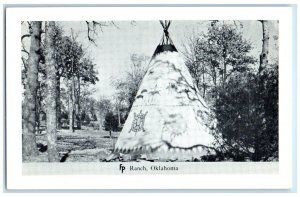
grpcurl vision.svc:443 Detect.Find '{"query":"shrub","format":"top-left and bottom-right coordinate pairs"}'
top-left (104, 112), bottom-right (119, 132)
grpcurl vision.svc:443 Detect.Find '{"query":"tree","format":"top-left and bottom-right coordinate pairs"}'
top-left (113, 54), bottom-right (149, 118)
top-left (22, 21), bottom-right (42, 160)
top-left (56, 33), bottom-right (98, 132)
top-left (251, 20), bottom-right (278, 161)
top-left (45, 21), bottom-right (59, 162)
top-left (258, 20), bottom-right (270, 76)
top-left (97, 97), bottom-right (113, 130)
top-left (50, 24), bottom-right (65, 129)
top-left (104, 111), bottom-right (119, 137)
top-left (55, 35), bottom-right (83, 132)
top-left (183, 22), bottom-right (256, 105)
top-left (75, 57), bottom-right (99, 129)
top-left (85, 21), bottom-right (117, 44)
top-left (259, 63), bottom-right (278, 160)
top-left (50, 30), bottom-right (81, 132)
top-left (214, 72), bottom-right (258, 160)
top-left (50, 25), bottom-right (98, 130)
top-left (215, 61), bottom-right (278, 161)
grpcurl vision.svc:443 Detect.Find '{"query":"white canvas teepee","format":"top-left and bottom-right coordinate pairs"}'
top-left (114, 21), bottom-right (216, 160)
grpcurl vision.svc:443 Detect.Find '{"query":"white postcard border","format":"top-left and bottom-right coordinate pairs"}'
top-left (6, 6), bottom-right (293, 189)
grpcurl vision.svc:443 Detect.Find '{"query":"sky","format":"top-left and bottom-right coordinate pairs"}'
top-left (22, 20), bottom-right (279, 99)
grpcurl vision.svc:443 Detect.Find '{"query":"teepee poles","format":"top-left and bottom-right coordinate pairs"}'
top-left (152, 20), bottom-right (177, 58)
top-left (159, 20), bottom-right (172, 45)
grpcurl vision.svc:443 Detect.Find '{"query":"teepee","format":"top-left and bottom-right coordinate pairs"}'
top-left (114, 21), bottom-right (216, 161)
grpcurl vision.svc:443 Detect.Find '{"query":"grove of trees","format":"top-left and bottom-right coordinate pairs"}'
top-left (22, 22), bottom-right (100, 161)
top-left (183, 21), bottom-right (278, 161)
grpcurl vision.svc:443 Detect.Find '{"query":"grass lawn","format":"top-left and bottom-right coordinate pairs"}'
top-left (30, 125), bottom-right (120, 162)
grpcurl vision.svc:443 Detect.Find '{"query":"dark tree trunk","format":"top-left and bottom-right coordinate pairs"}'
top-left (222, 48), bottom-right (227, 86)
top-left (22, 21), bottom-right (42, 160)
top-left (45, 21), bottom-right (59, 162)
top-left (36, 81), bottom-right (41, 134)
top-left (69, 76), bottom-right (75, 132)
top-left (56, 74), bottom-right (62, 129)
top-left (98, 112), bottom-right (103, 131)
top-left (202, 71), bottom-right (206, 98)
top-left (117, 105), bottom-right (121, 127)
top-left (76, 76), bottom-right (81, 129)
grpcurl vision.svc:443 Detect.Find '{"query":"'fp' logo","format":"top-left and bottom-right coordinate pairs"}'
top-left (119, 164), bottom-right (125, 173)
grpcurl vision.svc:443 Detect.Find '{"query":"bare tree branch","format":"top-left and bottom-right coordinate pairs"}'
top-left (21, 35), bottom-right (30, 56)
top-left (21, 56), bottom-right (28, 68)
top-left (27, 21), bottom-right (33, 33)
top-left (85, 21), bottom-right (117, 44)
top-left (21, 49), bottom-right (29, 56)
top-left (21, 34), bottom-right (31, 41)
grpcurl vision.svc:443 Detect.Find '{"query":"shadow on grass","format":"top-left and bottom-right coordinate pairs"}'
top-left (103, 136), bottom-right (118, 139)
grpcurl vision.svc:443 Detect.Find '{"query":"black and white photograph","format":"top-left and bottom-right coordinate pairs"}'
top-left (21, 20), bottom-right (279, 163)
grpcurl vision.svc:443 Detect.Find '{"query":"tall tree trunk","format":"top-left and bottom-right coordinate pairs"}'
top-left (22, 21), bottom-right (41, 160)
top-left (223, 63), bottom-right (227, 85)
top-left (202, 71), bottom-right (206, 98)
top-left (117, 104), bottom-right (121, 127)
top-left (69, 76), bottom-right (75, 132)
top-left (56, 74), bottom-right (61, 129)
top-left (36, 82), bottom-right (41, 134)
top-left (98, 112), bottom-right (103, 131)
top-left (259, 20), bottom-right (269, 76)
top-left (76, 76), bottom-right (81, 129)
top-left (45, 21), bottom-right (59, 162)
top-left (222, 49), bottom-right (227, 86)
top-left (254, 20), bottom-right (270, 161)
top-left (212, 66), bottom-right (218, 108)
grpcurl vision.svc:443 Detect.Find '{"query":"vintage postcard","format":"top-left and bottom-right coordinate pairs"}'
top-left (5, 6), bottom-right (294, 190)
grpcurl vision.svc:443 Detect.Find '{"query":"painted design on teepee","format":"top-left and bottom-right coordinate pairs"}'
top-left (162, 113), bottom-right (187, 140)
top-left (128, 110), bottom-right (148, 135)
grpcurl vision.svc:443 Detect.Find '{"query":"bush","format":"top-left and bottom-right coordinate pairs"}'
top-left (92, 114), bottom-right (97, 121)
top-left (213, 65), bottom-right (278, 161)
top-left (104, 112), bottom-right (119, 132)
top-left (81, 112), bottom-right (91, 125)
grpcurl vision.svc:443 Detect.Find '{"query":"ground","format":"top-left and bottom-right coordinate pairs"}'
top-left (29, 126), bottom-right (213, 162)
top-left (25, 125), bottom-right (277, 162)
top-left (28, 125), bottom-right (120, 162)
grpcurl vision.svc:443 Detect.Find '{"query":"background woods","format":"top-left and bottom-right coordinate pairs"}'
top-left (21, 20), bottom-right (278, 162)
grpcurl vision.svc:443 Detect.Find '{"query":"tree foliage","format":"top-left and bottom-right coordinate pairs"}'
top-left (184, 22), bottom-right (256, 103)
top-left (113, 54), bottom-right (149, 112)
top-left (104, 111), bottom-right (119, 132)
top-left (184, 22), bottom-right (278, 161)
